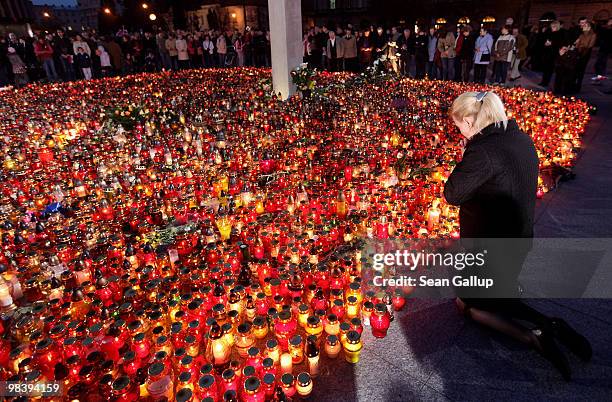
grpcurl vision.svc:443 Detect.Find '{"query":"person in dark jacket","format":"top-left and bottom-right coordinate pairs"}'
top-left (457, 27), bottom-right (475, 82)
top-left (397, 28), bottom-right (415, 76)
top-left (371, 26), bottom-right (387, 60)
top-left (414, 28), bottom-right (428, 79)
top-left (74, 47), bottom-right (92, 80)
top-left (593, 18), bottom-right (612, 79)
top-left (52, 30), bottom-right (74, 81)
top-left (445, 91), bottom-right (592, 382)
top-left (540, 21), bottom-right (566, 87)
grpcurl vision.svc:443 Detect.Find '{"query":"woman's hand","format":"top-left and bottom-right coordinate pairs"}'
top-left (459, 138), bottom-right (467, 157)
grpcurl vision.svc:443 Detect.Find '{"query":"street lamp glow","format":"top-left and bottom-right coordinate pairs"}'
top-left (149, 13), bottom-right (157, 21)
top-left (142, 3), bottom-right (149, 9)
top-left (103, 7), bottom-right (111, 15)
top-left (43, 11), bottom-right (50, 18)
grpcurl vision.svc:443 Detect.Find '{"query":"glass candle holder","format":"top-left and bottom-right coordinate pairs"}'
top-left (262, 373), bottom-right (276, 399)
top-left (243, 376), bottom-right (265, 402)
top-left (305, 335), bottom-right (320, 378)
top-left (305, 316), bottom-right (323, 340)
top-left (280, 373), bottom-right (296, 398)
top-left (346, 295), bottom-right (360, 319)
top-left (288, 335), bottom-right (304, 364)
top-left (111, 375), bottom-right (139, 402)
top-left (273, 310), bottom-right (297, 351)
top-left (245, 346), bottom-right (263, 373)
top-left (261, 357), bottom-right (276, 378)
top-left (234, 323), bottom-right (255, 359)
top-left (197, 374), bottom-right (218, 401)
top-left (265, 339), bottom-right (280, 365)
top-left (297, 303), bottom-right (310, 328)
top-left (342, 330), bottom-right (363, 364)
top-left (296, 372), bottom-right (313, 397)
top-left (324, 314), bottom-right (340, 336)
top-left (221, 368), bottom-right (239, 394)
top-left (145, 362), bottom-right (174, 401)
top-left (325, 334), bottom-right (341, 358)
top-left (371, 303), bottom-right (391, 338)
top-left (175, 388), bottom-right (195, 402)
top-left (392, 289), bottom-right (406, 311)
top-left (252, 316), bottom-right (268, 339)
top-left (204, 323), bottom-right (231, 373)
top-left (361, 301), bottom-right (374, 326)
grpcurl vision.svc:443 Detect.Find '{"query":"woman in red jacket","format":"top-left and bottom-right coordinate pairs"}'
top-left (34, 37), bottom-right (58, 82)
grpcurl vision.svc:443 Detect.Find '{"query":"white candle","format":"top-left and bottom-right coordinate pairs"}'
top-left (427, 208), bottom-right (440, 231)
top-left (280, 352), bottom-right (293, 375)
top-left (0, 279), bottom-right (13, 307)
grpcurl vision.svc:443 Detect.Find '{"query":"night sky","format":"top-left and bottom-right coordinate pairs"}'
top-left (31, 0), bottom-right (78, 6)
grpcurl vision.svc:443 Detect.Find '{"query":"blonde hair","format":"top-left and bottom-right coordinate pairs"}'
top-left (449, 91), bottom-right (508, 134)
top-left (550, 21), bottom-right (561, 30)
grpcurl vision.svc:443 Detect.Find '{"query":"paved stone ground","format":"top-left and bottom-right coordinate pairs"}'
top-left (310, 63), bottom-right (612, 401)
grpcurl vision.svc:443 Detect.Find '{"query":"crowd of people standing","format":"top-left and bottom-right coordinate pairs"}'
top-left (1, 15), bottom-right (610, 96)
top-left (0, 27), bottom-right (272, 88)
top-left (303, 17), bottom-right (610, 95)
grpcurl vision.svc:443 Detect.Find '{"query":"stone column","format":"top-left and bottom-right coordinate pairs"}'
top-left (267, 0), bottom-right (303, 100)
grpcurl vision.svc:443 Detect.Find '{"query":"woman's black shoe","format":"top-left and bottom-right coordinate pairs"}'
top-left (551, 318), bottom-right (593, 362)
top-left (532, 328), bottom-right (572, 382)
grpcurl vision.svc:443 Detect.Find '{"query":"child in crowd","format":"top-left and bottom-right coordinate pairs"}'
top-left (74, 47), bottom-right (92, 80)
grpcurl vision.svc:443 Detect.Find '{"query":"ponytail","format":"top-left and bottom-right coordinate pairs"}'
top-left (449, 91), bottom-right (508, 133)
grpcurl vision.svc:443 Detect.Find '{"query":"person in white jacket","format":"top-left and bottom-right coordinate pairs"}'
top-left (473, 28), bottom-right (493, 83)
top-left (175, 33), bottom-right (190, 69)
top-left (97, 45), bottom-right (112, 76)
top-left (72, 35), bottom-right (91, 56)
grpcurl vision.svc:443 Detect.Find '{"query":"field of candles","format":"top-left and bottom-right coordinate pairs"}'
top-left (0, 68), bottom-right (591, 400)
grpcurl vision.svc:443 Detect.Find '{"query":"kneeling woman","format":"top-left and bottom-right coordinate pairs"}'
top-left (444, 91), bottom-right (591, 381)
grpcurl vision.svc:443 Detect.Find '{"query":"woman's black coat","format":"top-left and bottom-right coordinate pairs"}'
top-left (444, 119), bottom-right (539, 238)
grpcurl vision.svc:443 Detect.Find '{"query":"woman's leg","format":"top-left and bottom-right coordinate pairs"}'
top-left (461, 298), bottom-right (552, 329)
top-left (456, 298), bottom-right (532, 343)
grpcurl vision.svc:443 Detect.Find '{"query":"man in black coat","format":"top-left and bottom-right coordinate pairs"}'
top-left (53, 30), bottom-right (75, 81)
top-left (594, 18), bottom-right (612, 78)
top-left (539, 22), bottom-right (566, 87)
top-left (414, 29), bottom-right (428, 79)
top-left (371, 26), bottom-right (387, 60)
top-left (397, 28), bottom-right (415, 76)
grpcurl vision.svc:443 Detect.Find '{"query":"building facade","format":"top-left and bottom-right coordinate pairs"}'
top-left (185, 0), bottom-right (268, 31)
top-left (0, 0), bottom-right (34, 35)
top-left (528, 0), bottom-right (611, 25)
top-left (0, 0), bottom-right (34, 23)
top-left (302, 0), bottom-right (611, 28)
top-left (33, 0), bottom-right (101, 30)
top-left (178, 0), bottom-right (610, 32)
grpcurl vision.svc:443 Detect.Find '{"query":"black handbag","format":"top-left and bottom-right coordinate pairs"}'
top-left (479, 41), bottom-right (491, 62)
